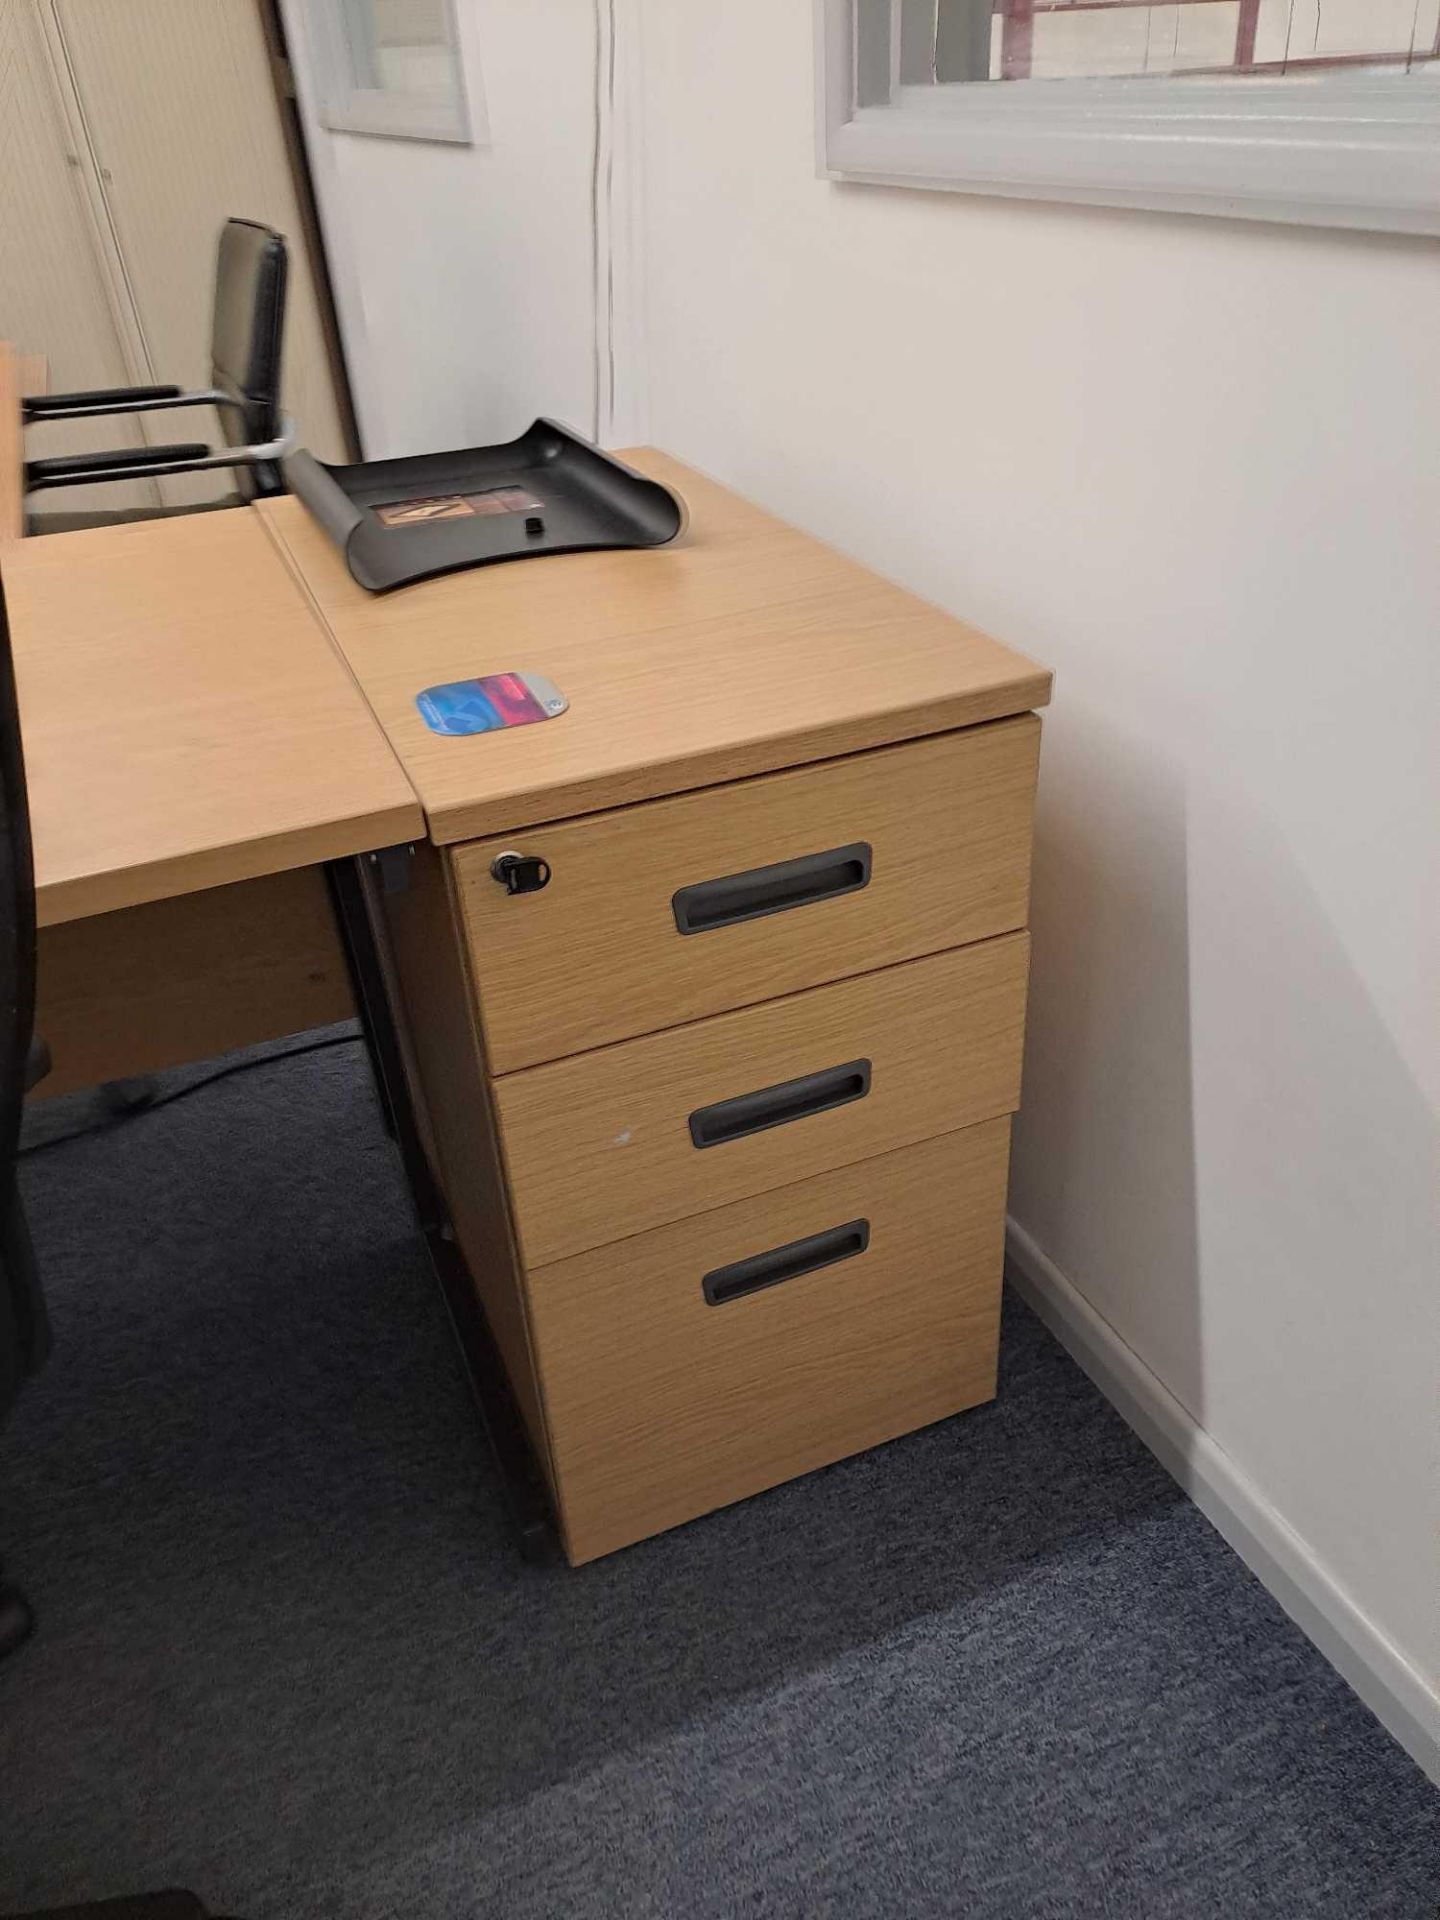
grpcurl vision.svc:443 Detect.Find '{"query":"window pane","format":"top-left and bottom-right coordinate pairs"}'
top-left (341, 0), bottom-right (458, 100)
top-left (1253, 0), bottom-right (1440, 66)
top-left (915, 0), bottom-right (1440, 82)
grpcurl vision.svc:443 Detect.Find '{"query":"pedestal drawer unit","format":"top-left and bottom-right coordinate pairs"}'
top-left (263, 449), bottom-right (1052, 1567)
top-left (379, 718), bottom-right (1044, 1564)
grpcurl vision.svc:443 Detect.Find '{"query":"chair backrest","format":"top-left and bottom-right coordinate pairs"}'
top-left (209, 219), bottom-right (288, 502)
top-left (0, 573), bottom-right (47, 1415)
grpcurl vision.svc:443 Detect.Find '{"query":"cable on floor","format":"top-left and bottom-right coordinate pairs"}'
top-left (18, 1033), bottom-right (363, 1158)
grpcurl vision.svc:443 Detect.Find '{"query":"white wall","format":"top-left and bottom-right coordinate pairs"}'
top-left (633, 0), bottom-right (1439, 1754)
top-left (279, 0), bottom-right (600, 458)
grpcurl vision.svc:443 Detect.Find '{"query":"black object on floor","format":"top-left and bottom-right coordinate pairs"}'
top-left (8, 1891), bottom-right (218, 1920)
top-left (0, 1563), bottom-right (34, 1658)
top-left (0, 1039), bottom-right (1436, 1919)
top-left (284, 422), bottom-right (684, 592)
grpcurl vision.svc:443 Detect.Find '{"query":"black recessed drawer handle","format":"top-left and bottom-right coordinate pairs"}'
top-left (689, 1059), bottom-right (871, 1150)
top-left (703, 1219), bottom-right (870, 1306)
top-left (672, 842), bottom-right (872, 935)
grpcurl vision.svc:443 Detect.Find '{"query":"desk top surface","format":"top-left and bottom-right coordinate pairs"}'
top-left (258, 452), bottom-right (1052, 845)
top-left (6, 508), bottom-right (423, 926)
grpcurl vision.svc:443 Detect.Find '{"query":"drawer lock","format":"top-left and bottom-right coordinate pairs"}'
top-left (491, 850), bottom-right (552, 895)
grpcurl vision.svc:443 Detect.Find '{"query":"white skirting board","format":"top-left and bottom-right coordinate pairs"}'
top-left (1004, 1218), bottom-right (1440, 1788)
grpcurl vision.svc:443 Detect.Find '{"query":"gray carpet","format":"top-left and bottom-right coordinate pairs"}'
top-left (1, 1031), bottom-right (1435, 1919)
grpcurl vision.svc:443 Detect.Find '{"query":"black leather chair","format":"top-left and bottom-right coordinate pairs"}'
top-left (0, 573), bottom-right (50, 1661)
top-left (23, 218), bottom-right (293, 518)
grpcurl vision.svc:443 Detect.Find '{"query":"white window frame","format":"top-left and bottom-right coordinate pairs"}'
top-left (305, 0), bottom-right (477, 145)
top-left (815, 0), bottom-right (1440, 234)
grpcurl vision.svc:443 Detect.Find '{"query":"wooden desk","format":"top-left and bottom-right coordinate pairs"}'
top-left (263, 455), bottom-right (1053, 1564)
top-left (4, 508), bottom-right (423, 1094)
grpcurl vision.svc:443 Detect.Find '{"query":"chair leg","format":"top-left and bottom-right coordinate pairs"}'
top-left (0, 1564), bottom-right (35, 1660)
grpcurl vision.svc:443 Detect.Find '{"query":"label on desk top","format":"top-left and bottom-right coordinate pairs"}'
top-left (376, 487), bottom-right (543, 528)
top-left (415, 671), bottom-right (568, 737)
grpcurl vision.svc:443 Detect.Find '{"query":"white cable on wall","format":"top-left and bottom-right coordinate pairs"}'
top-left (590, 0), bottom-right (617, 446)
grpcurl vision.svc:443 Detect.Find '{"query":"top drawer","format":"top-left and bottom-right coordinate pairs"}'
top-left (453, 713), bottom-right (1040, 1074)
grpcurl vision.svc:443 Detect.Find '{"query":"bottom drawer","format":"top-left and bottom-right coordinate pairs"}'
top-left (525, 1120), bottom-right (1012, 1564)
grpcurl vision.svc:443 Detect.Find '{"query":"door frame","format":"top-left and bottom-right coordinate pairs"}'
top-left (255, 0), bottom-right (363, 460)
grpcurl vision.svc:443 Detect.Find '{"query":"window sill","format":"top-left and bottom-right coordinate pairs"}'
top-left (816, 2), bottom-right (1440, 235)
top-left (318, 87), bottom-right (472, 145)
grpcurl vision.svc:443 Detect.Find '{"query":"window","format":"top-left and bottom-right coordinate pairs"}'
top-left (307, 0), bottom-right (476, 144)
top-left (904, 0), bottom-right (1440, 84)
top-left (817, 0), bottom-right (1440, 231)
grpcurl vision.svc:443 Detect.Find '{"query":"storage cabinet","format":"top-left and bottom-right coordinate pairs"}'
top-left (264, 449), bottom-right (1051, 1567)
top-left (382, 722), bottom-right (1041, 1564)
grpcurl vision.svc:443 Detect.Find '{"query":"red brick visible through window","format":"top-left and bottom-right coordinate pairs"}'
top-left (1235, 0), bottom-right (1260, 68)
top-left (1000, 0), bottom-right (1035, 80)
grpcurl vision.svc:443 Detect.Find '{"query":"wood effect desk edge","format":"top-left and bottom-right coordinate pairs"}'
top-left (258, 454), bottom-right (1054, 847)
top-left (34, 802), bottom-right (422, 930)
top-left (425, 683), bottom-right (1052, 844)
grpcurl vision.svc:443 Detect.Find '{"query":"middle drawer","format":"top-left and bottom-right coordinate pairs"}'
top-left (494, 929), bottom-right (1029, 1266)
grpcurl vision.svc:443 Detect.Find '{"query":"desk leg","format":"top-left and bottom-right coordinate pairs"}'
top-left (324, 852), bottom-right (557, 1565)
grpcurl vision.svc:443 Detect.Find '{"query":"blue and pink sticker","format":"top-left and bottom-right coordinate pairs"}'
top-left (415, 672), bottom-right (567, 736)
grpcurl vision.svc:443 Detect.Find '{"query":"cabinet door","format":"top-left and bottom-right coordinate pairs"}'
top-left (0, 1), bottom-right (158, 516)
